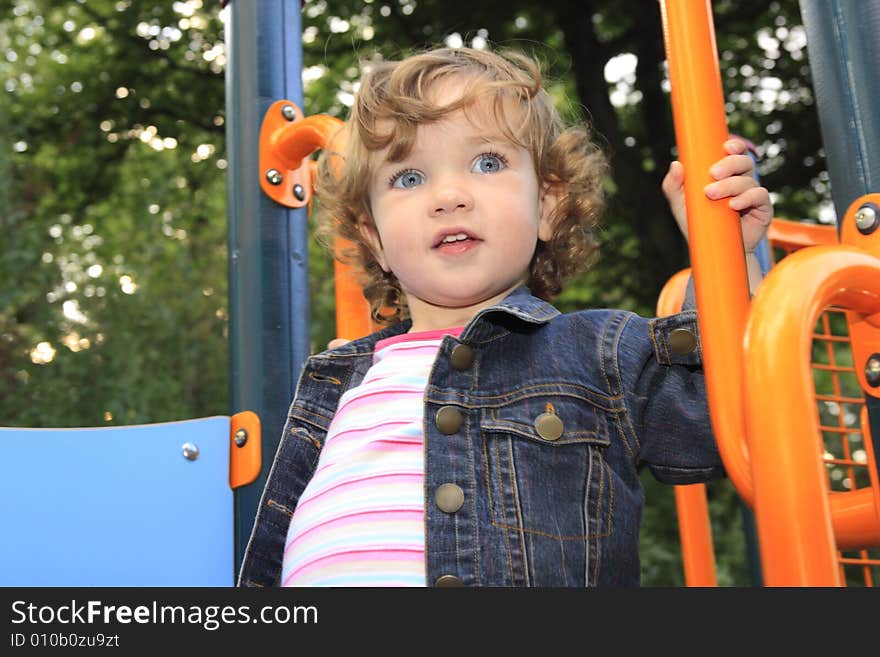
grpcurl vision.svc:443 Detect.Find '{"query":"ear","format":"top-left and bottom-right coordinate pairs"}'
top-left (357, 217), bottom-right (389, 272)
top-left (537, 181), bottom-right (565, 242)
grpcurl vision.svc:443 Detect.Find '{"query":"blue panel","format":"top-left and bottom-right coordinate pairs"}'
top-left (0, 417), bottom-right (233, 586)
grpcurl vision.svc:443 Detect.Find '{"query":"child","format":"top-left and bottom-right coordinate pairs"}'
top-left (238, 47), bottom-right (772, 587)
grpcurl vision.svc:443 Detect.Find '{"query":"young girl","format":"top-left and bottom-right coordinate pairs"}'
top-left (238, 47), bottom-right (772, 587)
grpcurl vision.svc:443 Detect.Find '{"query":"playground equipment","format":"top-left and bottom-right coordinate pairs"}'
top-left (0, 412), bottom-right (260, 586)
top-left (659, 0), bottom-right (880, 585)
top-left (1, 0), bottom-right (877, 586)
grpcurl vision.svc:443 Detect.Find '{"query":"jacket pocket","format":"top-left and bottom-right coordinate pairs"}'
top-left (479, 394), bottom-right (613, 586)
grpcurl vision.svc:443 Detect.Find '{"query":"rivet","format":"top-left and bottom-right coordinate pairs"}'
top-left (669, 328), bottom-right (698, 355)
top-left (450, 344), bottom-right (473, 370)
top-left (435, 406), bottom-right (463, 435)
top-left (434, 574), bottom-right (464, 587)
top-left (281, 104), bottom-right (297, 121)
top-left (293, 184), bottom-right (306, 201)
top-left (534, 412), bottom-right (564, 441)
top-left (435, 483), bottom-right (465, 513)
top-left (265, 168), bottom-right (283, 185)
top-left (866, 354), bottom-right (880, 387)
top-left (234, 428), bottom-right (248, 447)
top-left (855, 203), bottom-right (879, 235)
top-left (182, 442), bottom-right (199, 461)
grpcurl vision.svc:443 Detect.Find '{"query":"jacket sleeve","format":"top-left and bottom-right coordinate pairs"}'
top-left (616, 310), bottom-right (726, 485)
top-left (237, 385), bottom-right (325, 587)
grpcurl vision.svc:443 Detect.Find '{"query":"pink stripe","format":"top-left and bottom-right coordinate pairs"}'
top-left (284, 548), bottom-right (424, 584)
top-left (375, 326), bottom-right (463, 350)
top-left (335, 388), bottom-right (422, 416)
top-left (294, 472), bottom-right (423, 512)
top-left (285, 508), bottom-right (424, 555)
top-left (325, 420), bottom-right (411, 443)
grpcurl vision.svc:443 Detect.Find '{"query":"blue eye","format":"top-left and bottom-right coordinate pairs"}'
top-left (472, 153), bottom-right (507, 174)
top-left (390, 169), bottom-right (425, 188)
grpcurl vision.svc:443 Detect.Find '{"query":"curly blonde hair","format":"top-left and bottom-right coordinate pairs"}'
top-left (315, 46), bottom-right (608, 324)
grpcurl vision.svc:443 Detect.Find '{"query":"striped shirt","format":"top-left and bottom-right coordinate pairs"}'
top-left (281, 326), bottom-right (464, 587)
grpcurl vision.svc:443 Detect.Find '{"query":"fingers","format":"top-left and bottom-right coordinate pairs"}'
top-left (723, 138), bottom-right (749, 155)
top-left (327, 338), bottom-right (351, 350)
top-left (729, 185), bottom-right (772, 218)
top-left (704, 174), bottom-right (758, 201)
top-left (709, 153), bottom-right (754, 180)
top-left (662, 161), bottom-right (684, 199)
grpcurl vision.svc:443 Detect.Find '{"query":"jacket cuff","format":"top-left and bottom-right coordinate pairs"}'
top-left (649, 310), bottom-right (702, 367)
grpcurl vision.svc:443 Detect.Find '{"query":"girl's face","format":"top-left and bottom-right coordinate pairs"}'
top-left (362, 82), bottom-right (558, 331)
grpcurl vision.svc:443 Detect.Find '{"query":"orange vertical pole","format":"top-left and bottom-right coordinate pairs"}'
top-left (659, 0), bottom-right (754, 506)
top-left (674, 486), bottom-right (718, 585)
top-left (321, 129), bottom-right (374, 341)
top-left (333, 242), bottom-right (373, 340)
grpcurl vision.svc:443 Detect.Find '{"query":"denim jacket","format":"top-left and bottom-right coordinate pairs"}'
top-left (238, 286), bottom-right (723, 587)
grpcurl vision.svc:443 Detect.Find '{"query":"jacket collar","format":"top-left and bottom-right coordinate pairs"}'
top-left (320, 286), bottom-right (559, 358)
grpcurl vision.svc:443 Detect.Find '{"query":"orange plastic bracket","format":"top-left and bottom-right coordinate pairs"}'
top-left (229, 410), bottom-right (261, 489)
top-left (258, 100), bottom-right (343, 209)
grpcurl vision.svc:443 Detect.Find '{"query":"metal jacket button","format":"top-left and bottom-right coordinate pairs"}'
top-left (434, 574), bottom-right (463, 587)
top-left (534, 412), bottom-right (564, 441)
top-left (435, 406), bottom-right (463, 434)
top-left (435, 483), bottom-right (465, 513)
top-left (450, 344), bottom-right (473, 370)
top-left (669, 328), bottom-right (698, 355)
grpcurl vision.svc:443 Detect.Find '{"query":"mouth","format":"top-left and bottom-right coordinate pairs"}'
top-left (432, 228), bottom-right (481, 250)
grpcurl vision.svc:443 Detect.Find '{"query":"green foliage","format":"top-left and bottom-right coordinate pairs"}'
top-left (1, 0), bottom-right (228, 426)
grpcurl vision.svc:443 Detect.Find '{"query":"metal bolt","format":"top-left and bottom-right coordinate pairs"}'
top-left (293, 184), bottom-right (305, 201)
top-left (182, 442), bottom-right (200, 461)
top-left (281, 104), bottom-right (297, 121)
top-left (855, 203), bottom-right (879, 235)
top-left (234, 428), bottom-right (248, 447)
top-left (866, 354), bottom-right (880, 387)
top-left (265, 168), bottom-right (283, 185)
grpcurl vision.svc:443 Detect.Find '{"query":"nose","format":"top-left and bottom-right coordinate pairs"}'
top-left (429, 176), bottom-right (473, 217)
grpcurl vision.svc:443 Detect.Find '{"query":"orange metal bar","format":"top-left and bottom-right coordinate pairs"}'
top-left (767, 218), bottom-right (838, 253)
top-left (656, 268), bottom-right (718, 586)
top-left (744, 246), bottom-right (880, 584)
top-left (334, 241), bottom-right (373, 340)
top-left (673, 486), bottom-right (718, 586)
top-left (660, 0), bottom-right (754, 506)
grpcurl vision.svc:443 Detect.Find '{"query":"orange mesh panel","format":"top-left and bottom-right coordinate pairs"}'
top-left (770, 224), bottom-right (878, 586)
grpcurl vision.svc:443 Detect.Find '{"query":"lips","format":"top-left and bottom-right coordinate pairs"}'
top-left (432, 227), bottom-right (480, 249)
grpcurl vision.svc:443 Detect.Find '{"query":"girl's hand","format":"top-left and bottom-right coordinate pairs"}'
top-left (662, 138), bottom-right (773, 253)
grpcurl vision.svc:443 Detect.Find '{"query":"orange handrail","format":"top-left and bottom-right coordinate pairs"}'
top-left (744, 246), bottom-right (880, 584)
top-left (767, 218), bottom-right (838, 253)
top-left (660, 0), bottom-right (754, 505)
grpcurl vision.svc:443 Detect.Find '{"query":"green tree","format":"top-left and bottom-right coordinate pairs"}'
top-left (1, 0), bottom-right (228, 426)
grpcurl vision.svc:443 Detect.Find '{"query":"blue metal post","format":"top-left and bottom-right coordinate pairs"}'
top-left (224, 0), bottom-right (309, 575)
top-left (799, 0), bottom-right (880, 224)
